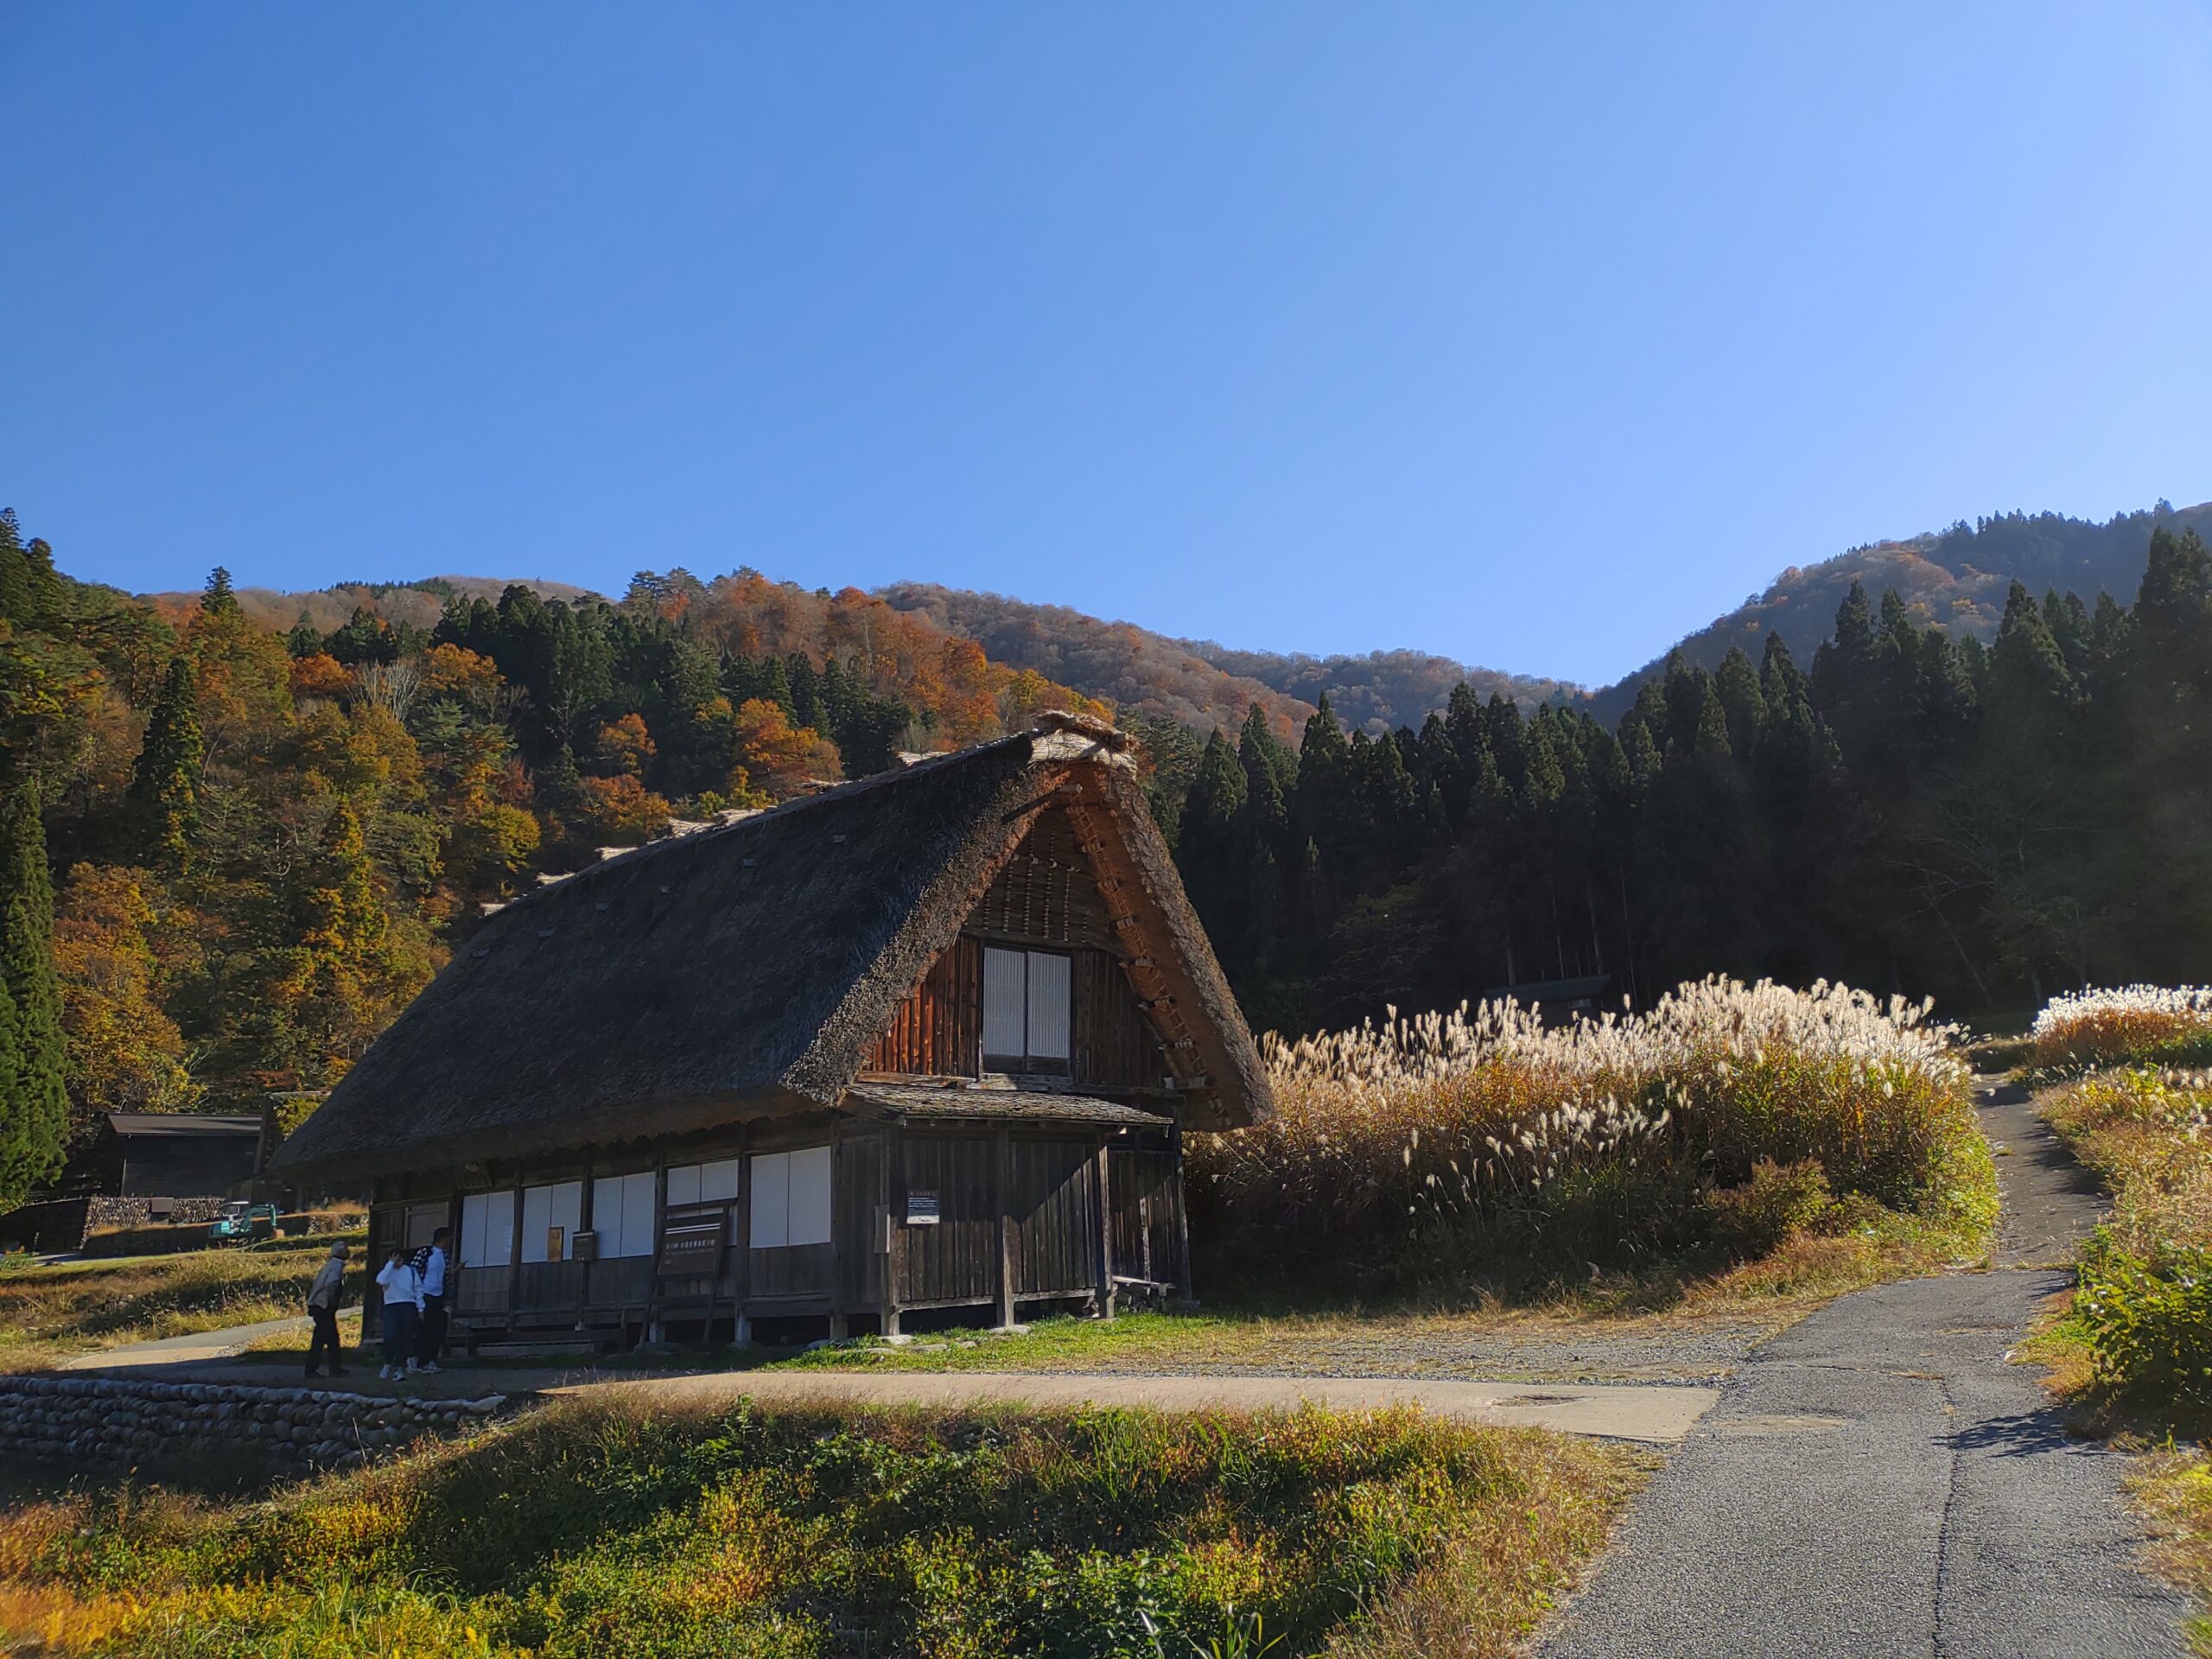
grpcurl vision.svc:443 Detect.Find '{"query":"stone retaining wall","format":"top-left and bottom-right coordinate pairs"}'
top-left (0, 1375), bottom-right (505, 1472)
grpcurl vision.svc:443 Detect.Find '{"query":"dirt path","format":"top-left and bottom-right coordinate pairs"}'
top-left (1535, 1081), bottom-right (2187, 1658)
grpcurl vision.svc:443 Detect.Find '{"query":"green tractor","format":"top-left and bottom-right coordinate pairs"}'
top-left (207, 1200), bottom-right (279, 1247)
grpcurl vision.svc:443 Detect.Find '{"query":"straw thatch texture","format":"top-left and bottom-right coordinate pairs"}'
top-left (275, 721), bottom-right (1266, 1177)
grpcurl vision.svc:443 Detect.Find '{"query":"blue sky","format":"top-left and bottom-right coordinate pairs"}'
top-left (4, 4), bottom-right (2209, 687)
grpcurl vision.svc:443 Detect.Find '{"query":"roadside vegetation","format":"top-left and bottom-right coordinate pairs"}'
top-left (0, 1238), bottom-right (361, 1372)
top-left (2027, 992), bottom-right (2212, 1652)
top-left (2031, 985), bottom-right (2212, 1076)
top-left (0, 1394), bottom-right (1646, 1659)
top-left (1192, 976), bottom-right (1994, 1302)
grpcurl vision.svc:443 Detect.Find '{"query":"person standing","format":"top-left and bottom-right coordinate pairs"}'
top-left (303, 1241), bottom-right (350, 1378)
top-left (373, 1245), bottom-right (423, 1382)
top-left (411, 1225), bottom-right (452, 1374)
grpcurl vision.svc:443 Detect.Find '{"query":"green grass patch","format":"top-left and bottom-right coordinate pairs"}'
top-left (0, 1394), bottom-right (1648, 1658)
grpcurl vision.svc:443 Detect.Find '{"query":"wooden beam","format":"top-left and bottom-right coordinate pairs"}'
top-left (1094, 1138), bottom-right (1116, 1320)
top-left (994, 1127), bottom-right (1015, 1330)
top-left (879, 1123), bottom-right (902, 1339)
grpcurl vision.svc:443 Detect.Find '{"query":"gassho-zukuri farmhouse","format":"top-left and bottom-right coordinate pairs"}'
top-left (273, 712), bottom-right (1273, 1347)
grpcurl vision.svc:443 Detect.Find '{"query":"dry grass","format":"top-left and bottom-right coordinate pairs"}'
top-left (0, 1393), bottom-right (1649, 1658)
top-left (0, 1243), bottom-right (362, 1373)
top-left (2032, 987), bottom-right (2212, 1070)
top-left (1194, 976), bottom-right (1993, 1294)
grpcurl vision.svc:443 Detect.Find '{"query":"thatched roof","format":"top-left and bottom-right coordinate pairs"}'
top-left (275, 715), bottom-right (1268, 1178)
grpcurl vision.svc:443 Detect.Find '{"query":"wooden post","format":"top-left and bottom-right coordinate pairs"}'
top-left (646, 1156), bottom-right (667, 1344)
top-left (732, 1126), bottom-right (752, 1345)
top-left (1171, 1125), bottom-right (1192, 1298)
top-left (505, 1171), bottom-right (524, 1339)
top-left (1094, 1139), bottom-right (1116, 1320)
top-left (880, 1125), bottom-right (902, 1340)
top-left (994, 1128), bottom-right (1015, 1330)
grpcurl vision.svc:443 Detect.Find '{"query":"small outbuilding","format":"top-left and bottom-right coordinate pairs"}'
top-left (84, 1112), bottom-right (269, 1200)
top-left (272, 714), bottom-right (1271, 1346)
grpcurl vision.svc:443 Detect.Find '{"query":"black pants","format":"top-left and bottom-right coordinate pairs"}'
top-left (305, 1304), bottom-right (343, 1375)
top-left (416, 1293), bottom-right (448, 1363)
top-left (381, 1301), bottom-right (418, 1370)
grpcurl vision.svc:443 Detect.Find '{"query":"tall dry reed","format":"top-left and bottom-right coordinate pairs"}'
top-left (2032, 986), bottom-right (2212, 1068)
top-left (1192, 976), bottom-right (1982, 1284)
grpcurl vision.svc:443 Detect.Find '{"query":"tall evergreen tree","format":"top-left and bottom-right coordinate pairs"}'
top-left (0, 783), bottom-right (67, 1203)
top-left (127, 657), bottom-right (204, 868)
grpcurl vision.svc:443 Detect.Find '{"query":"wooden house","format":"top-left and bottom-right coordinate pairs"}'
top-left (271, 714), bottom-right (1270, 1347)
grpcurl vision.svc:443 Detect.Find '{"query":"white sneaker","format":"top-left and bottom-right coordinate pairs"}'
top-left (405, 1359), bottom-right (422, 1373)
top-left (418, 1362), bottom-right (441, 1374)
top-left (377, 1365), bottom-right (392, 1380)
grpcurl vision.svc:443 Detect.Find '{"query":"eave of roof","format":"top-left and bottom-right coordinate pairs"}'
top-left (847, 1083), bottom-right (1173, 1129)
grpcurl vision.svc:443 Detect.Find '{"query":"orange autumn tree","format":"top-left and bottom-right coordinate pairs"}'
top-left (51, 864), bottom-right (202, 1140)
top-left (731, 698), bottom-right (840, 798)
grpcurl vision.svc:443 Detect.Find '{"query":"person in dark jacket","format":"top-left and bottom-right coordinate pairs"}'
top-left (410, 1226), bottom-right (452, 1373)
top-left (303, 1241), bottom-right (349, 1378)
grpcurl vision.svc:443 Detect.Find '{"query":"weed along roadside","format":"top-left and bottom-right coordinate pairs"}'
top-left (2018, 988), bottom-right (2212, 1644)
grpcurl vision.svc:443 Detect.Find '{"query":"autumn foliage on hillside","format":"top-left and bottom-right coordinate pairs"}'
top-left (0, 531), bottom-right (1105, 1187)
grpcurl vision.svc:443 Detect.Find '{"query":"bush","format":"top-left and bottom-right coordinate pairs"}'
top-left (1695, 1160), bottom-right (1834, 1261)
top-left (2075, 1241), bottom-right (2212, 1410)
top-left (1192, 976), bottom-right (1985, 1290)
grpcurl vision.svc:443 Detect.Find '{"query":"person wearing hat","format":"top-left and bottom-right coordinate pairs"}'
top-left (303, 1240), bottom-right (351, 1378)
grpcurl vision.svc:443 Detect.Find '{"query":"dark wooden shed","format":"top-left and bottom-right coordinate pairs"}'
top-left (271, 714), bottom-right (1269, 1346)
top-left (87, 1113), bottom-right (267, 1199)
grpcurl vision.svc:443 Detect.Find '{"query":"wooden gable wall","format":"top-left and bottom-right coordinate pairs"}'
top-left (867, 808), bottom-right (1164, 1089)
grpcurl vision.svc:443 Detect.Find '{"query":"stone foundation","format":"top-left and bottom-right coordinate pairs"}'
top-left (0, 1375), bottom-right (505, 1472)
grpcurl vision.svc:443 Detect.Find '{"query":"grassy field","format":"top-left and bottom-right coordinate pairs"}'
top-left (0, 1393), bottom-right (1649, 1659)
top-left (0, 1239), bottom-right (364, 1372)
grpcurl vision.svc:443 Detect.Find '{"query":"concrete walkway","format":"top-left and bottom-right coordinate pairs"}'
top-left (1535, 1081), bottom-right (2189, 1658)
top-left (60, 1314), bottom-right (308, 1370)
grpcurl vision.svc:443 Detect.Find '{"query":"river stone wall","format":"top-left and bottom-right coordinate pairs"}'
top-left (0, 1374), bottom-right (505, 1471)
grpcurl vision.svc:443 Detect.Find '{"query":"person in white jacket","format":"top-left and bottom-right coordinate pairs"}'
top-left (373, 1247), bottom-right (423, 1382)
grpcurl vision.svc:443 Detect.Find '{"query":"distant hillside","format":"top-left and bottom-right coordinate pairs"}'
top-left (876, 582), bottom-right (1319, 737)
top-left (1173, 643), bottom-right (1582, 734)
top-left (1588, 499), bottom-right (2212, 721)
top-left (145, 495), bottom-right (2212, 739)
top-left (876, 584), bottom-right (1580, 738)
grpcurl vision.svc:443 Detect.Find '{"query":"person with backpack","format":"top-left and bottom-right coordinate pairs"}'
top-left (410, 1226), bottom-right (452, 1374)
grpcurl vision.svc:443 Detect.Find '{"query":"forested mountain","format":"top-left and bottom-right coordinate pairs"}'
top-left (7, 498), bottom-right (2212, 1207)
top-left (1588, 499), bottom-right (2212, 721)
top-left (1142, 524), bottom-right (2212, 1035)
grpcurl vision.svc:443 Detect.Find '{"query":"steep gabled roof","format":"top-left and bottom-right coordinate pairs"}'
top-left (275, 715), bottom-right (1268, 1177)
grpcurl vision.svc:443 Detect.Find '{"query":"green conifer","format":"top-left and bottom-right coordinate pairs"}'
top-left (0, 783), bottom-right (67, 1204)
top-left (127, 657), bottom-right (203, 867)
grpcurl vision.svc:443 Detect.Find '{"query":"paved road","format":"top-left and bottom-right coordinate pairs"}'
top-left (1536, 1081), bottom-right (2188, 1658)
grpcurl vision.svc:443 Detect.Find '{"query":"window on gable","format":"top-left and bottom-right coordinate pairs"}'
top-left (983, 946), bottom-right (1071, 1073)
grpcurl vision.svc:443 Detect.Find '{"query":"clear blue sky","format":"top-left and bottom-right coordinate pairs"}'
top-left (4, 4), bottom-right (2209, 686)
